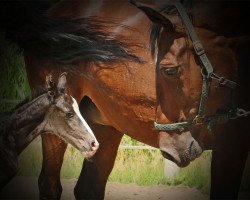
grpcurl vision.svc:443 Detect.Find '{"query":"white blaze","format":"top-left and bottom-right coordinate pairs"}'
top-left (72, 97), bottom-right (98, 145)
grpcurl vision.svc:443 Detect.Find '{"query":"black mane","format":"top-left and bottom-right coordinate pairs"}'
top-left (1, 1), bottom-right (143, 67)
top-left (13, 17), bottom-right (144, 65)
top-left (149, 4), bottom-right (176, 57)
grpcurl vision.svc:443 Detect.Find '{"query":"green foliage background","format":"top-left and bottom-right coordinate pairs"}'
top-left (0, 34), bottom-right (30, 111)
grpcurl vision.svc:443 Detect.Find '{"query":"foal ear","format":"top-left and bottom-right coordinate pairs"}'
top-left (45, 74), bottom-right (55, 91)
top-left (57, 72), bottom-right (67, 93)
top-left (129, 0), bottom-right (174, 32)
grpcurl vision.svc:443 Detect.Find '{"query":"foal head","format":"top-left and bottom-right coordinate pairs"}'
top-left (132, 2), bottom-right (238, 166)
top-left (43, 73), bottom-right (99, 157)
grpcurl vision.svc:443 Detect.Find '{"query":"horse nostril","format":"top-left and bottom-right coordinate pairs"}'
top-left (189, 140), bottom-right (194, 157)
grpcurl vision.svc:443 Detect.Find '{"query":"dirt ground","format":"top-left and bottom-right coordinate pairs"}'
top-left (0, 176), bottom-right (208, 200)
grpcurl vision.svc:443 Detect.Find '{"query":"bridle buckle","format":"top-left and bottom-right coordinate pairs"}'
top-left (193, 115), bottom-right (205, 125)
top-left (193, 41), bottom-right (205, 56)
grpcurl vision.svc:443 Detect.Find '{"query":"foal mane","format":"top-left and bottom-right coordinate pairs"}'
top-left (0, 86), bottom-right (47, 139)
top-left (13, 87), bottom-right (47, 111)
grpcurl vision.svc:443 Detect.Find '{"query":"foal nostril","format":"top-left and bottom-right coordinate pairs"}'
top-left (91, 141), bottom-right (99, 151)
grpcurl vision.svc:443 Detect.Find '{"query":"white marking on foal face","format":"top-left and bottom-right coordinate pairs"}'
top-left (71, 97), bottom-right (98, 144)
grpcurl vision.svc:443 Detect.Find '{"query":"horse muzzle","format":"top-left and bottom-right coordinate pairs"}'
top-left (159, 130), bottom-right (202, 167)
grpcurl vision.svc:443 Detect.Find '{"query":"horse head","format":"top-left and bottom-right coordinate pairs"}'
top-left (43, 73), bottom-right (99, 158)
top-left (132, 1), bottom-right (239, 167)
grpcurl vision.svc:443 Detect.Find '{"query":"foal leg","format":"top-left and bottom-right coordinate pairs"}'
top-left (74, 124), bottom-right (123, 200)
top-left (38, 134), bottom-right (67, 200)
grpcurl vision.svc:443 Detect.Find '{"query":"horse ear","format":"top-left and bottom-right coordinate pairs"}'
top-left (57, 72), bottom-right (67, 93)
top-left (129, 0), bottom-right (174, 32)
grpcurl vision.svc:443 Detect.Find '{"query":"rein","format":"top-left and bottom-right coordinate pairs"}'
top-left (154, 2), bottom-right (250, 132)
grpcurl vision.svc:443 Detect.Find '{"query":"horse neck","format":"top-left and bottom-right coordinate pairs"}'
top-left (3, 93), bottom-right (51, 155)
top-left (189, 1), bottom-right (248, 37)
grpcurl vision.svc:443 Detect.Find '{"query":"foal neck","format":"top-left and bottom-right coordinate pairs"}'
top-left (1, 93), bottom-right (51, 155)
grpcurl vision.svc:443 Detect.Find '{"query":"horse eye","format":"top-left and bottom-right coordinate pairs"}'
top-left (162, 67), bottom-right (179, 76)
top-left (66, 112), bottom-right (74, 119)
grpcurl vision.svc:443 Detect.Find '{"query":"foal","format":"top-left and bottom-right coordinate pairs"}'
top-left (0, 72), bottom-right (99, 188)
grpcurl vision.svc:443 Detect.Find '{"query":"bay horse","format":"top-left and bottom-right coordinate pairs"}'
top-left (131, 1), bottom-right (250, 199)
top-left (1, 0), bottom-right (225, 199)
top-left (0, 72), bottom-right (99, 189)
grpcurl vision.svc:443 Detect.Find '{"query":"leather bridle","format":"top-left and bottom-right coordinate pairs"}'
top-left (154, 2), bottom-right (250, 132)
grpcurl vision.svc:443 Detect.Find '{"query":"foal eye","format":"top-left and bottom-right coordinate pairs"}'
top-left (65, 112), bottom-right (74, 119)
top-left (161, 66), bottom-right (180, 76)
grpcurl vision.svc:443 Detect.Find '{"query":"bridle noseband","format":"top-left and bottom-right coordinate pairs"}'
top-left (154, 2), bottom-right (250, 132)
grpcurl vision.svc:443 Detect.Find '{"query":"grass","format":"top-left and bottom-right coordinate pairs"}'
top-left (108, 148), bottom-right (166, 185)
